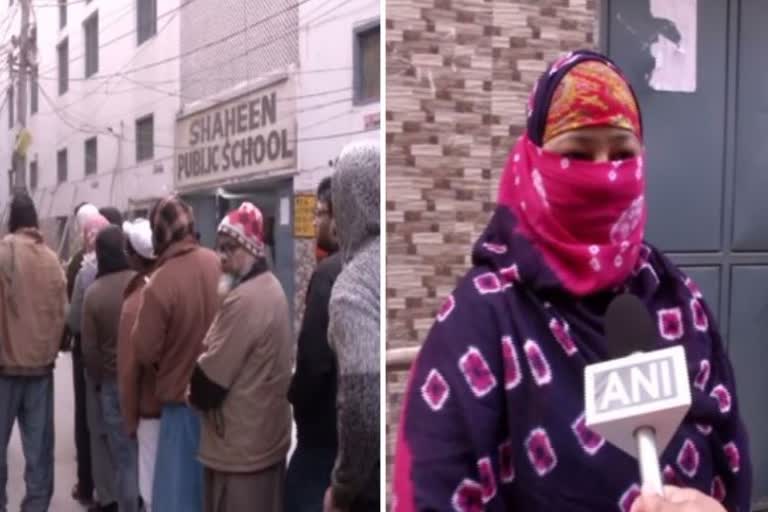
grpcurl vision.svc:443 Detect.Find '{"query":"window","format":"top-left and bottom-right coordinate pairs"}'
top-left (30, 66), bottom-right (37, 114)
top-left (353, 22), bottom-right (380, 104)
top-left (135, 115), bottom-right (154, 162)
top-left (84, 13), bottom-right (98, 78)
top-left (57, 39), bottom-right (69, 95)
top-left (85, 137), bottom-right (97, 175)
top-left (29, 159), bottom-right (37, 190)
top-left (59, 0), bottom-right (66, 29)
top-left (137, 0), bottom-right (157, 45)
top-left (57, 148), bottom-right (67, 183)
top-left (7, 86), bottom-right (13, 129)
top-left (57, 216), bottom-right (70, 261)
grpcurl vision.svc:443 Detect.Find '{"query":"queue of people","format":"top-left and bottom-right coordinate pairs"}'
top-left (0, 138), bottom-right (380, 512)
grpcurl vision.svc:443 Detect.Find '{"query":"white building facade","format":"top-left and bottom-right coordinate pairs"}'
top-left (0, 0), bottom-right (182, 257)
top-left (176, 0), bottom-right (380, 323)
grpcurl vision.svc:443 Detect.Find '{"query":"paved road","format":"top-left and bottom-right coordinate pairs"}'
top-left (5, 354), bottom-right (298, 511)
top-left (7, 353), bottom-right (85, 511)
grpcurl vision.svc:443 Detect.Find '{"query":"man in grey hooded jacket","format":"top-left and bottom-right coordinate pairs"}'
top-left (323, 140), bottom-right (380, 512)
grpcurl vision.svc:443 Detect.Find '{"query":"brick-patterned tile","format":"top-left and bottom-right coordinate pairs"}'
top-left (386, 0), bottom-right (600, 503)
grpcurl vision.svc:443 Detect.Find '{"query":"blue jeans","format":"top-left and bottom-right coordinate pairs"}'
top-left (100, 379), bottom-right (139, 512)
top-left (0, 374), bottom-right (54, 512)
top-left (152, 404), bottom-right (203, 512)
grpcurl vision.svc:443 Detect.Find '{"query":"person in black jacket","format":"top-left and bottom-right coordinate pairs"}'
top-left (284, 177), bottom-right (343, 512)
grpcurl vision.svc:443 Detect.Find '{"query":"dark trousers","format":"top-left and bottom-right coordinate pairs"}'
top-left (72, 344), bottom-right (93, 497)
top-left (284, 440), bottom-right (336, 512)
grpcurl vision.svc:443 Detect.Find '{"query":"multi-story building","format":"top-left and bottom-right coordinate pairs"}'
top-left (0, 0), bottom-right (182, 258)
top-left (176, 0), bottom-right (380, 326)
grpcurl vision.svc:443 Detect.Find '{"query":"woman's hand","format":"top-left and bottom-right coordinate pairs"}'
top-left (630, 486), bottom-right (726, 512)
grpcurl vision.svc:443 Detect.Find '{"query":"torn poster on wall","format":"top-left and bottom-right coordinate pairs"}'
top-left (648, 0), bottom-right (697, 93)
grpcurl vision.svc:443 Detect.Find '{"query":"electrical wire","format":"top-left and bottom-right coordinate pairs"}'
top-left (36, 0), bottom-right (368, 84)
top-left (39, 79), bottom-right (363, 149)
top-left (37, 0), bottom-right (306, 80)
top-left (32, 0), bottom-right (371, 123)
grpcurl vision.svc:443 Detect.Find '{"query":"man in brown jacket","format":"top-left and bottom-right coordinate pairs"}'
top-left (132, 196), bottom-right (220, 512)
top-left (188, 202), bottom-right (294, 512)
top-left (117, 218), bottom-right (160, 512)
top-left (0, 192), bottom-right (67, 511)
top-left (82, 226), bottom-right (138, 512)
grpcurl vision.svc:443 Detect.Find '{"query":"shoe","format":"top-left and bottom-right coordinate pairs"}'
top-left (71, 483), bottom-right (94, 505)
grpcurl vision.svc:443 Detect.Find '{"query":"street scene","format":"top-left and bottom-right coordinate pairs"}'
top-left (0, 0), bottom-right (380, 511)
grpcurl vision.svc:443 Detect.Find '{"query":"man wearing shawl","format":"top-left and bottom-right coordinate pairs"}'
top-left (323, 140), bottom-right (381, 512)
top-left (132, 196), bottom-right (220, 512)
top-left (188, 202), bottom-right (293, 512)
top-left (82, 226), bottom-right (138, 512)
top-left (393, 51), bottom-right (751, 512)
top-left (0, 193), bottom-right (67, 510)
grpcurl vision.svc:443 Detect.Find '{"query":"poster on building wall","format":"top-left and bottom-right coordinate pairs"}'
top-left (175, 78), bottom-right (297, 190)
top-left (648, 0), bottom-right (697, 93)
top-left (294, 193), bottom-right (316, 238)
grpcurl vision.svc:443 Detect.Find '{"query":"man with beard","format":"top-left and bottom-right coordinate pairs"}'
top-left (0, 193), bottom-right (68, 511)
top-left (188, 202), bottom-right (293, 512)
top-left (285, 177), bottom-right (343, 512)
top-left (323, 140), bottom-right (380, 512)
top-left (132, 196), bottom-right (220, 512)
top-left (81, 226), bottom-right (138, 512)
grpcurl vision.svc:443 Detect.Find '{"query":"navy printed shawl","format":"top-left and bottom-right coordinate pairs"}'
top-left (392, 52), bottom-right (752, 512)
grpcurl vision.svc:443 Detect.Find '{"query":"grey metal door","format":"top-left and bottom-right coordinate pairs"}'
top-left (606, 0), bottom-right (767, 506)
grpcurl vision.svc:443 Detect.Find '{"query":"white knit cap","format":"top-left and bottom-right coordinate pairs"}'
top-left (122, 218), bottom-right (156, 260)
top-left (76, 203), bottom-right (100, 231)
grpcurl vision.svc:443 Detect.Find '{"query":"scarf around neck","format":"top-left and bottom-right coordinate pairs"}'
top-left (393, 50), bottom-right (751, 512)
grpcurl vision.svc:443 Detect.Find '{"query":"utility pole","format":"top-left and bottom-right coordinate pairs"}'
top-left (13, 0), bottom-right (30, 191)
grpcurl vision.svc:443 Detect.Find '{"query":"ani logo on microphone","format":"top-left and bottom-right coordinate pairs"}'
top-left (584, 346), bottom-right (692, 458)
top-left (596, 357), bottom-right (678, 413)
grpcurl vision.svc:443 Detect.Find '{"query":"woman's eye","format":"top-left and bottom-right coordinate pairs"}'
top-left (562, 152), bottom-right (592, 161)
top-left (610, 151), bottom-right (636, 161)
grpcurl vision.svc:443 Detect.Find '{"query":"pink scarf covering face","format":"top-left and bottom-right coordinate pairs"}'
top-left (498, 135), bottom-right (647, 296)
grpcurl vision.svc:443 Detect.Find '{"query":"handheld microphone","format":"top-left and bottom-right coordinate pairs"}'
top-left (584, 294), bottom-right (692, 496)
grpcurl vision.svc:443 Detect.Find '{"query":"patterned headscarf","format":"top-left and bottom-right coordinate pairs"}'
top-left (543, 60), bottom-right (641, 143)
top-left (393, 50), bottom-right (751, 512)
top-left (149, 195), bottom-right (196, 256)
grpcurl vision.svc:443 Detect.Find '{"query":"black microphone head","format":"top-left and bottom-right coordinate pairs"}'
top-left (604, 293), bottom-right (657, 359)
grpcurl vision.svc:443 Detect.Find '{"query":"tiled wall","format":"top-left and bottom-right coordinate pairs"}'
top-left (385, 0), bottom-right (600, 494)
